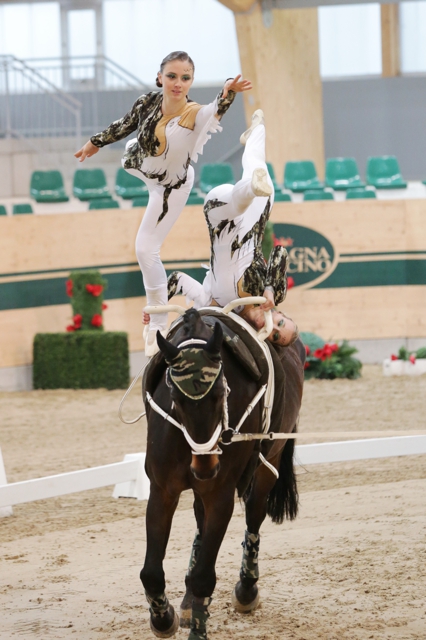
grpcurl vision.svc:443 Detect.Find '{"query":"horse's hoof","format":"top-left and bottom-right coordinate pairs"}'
top-left (231, 584), bottom-right (260, 613)
top-left (150, 608), bottom-right (179, 638)
top-left (179, 607), bottom-right (191, 628)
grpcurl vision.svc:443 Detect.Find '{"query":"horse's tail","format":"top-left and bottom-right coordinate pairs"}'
top-left (266, 424), bottom-right (299, 524)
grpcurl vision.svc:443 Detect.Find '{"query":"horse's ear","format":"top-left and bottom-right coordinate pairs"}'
top-left (157, 331), bottom-right (180, 362)
top-left (205, 321), bottom-right (223, 354)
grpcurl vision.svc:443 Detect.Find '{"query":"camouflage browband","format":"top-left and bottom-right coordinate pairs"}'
top-left (168, 347), bottom-right (222, 401)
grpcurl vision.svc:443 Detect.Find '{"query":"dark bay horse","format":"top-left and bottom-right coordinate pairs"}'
top-left (141, 308), bottom-right (305, 640)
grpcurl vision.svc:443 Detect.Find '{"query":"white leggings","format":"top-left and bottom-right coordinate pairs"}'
top-left (170, 124), bottom-right (272, 308)
top-left (126, 164), bottom-right (194, 331)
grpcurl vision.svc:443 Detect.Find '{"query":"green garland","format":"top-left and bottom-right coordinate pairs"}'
top-left (392, 346), bottom-right (426, 361)
top-left (300, 332), bottom-right (362, 380)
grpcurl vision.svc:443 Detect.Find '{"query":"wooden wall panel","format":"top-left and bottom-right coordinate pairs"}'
top-left (1, 198), bottom-right (426, 369)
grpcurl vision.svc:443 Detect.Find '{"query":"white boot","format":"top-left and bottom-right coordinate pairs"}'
top-left (144, 327), bottom-right (168, 358)
top-left (251, 168), bottom-right (273, 197)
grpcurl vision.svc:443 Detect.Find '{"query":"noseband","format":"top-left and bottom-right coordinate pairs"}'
top-left (146, 338), bottom-right (227, 456)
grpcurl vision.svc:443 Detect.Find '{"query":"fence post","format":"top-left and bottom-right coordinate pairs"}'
top-left (0, 448), bottom-right (13, 518)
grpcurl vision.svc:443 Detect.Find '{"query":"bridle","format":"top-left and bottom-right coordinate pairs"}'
top-left (146, 336), bottom-right (268, 457)
top-left (146, 337), bottom-right (227, 455)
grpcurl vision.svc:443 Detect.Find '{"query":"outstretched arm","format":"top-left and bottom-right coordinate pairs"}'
top-left (222, 75), bottom-right (252, 99)
top-left (74, 93), bottom-right (152, 162)
top-left (215, 74), bottom-right (252, 120)
top-left (74, 140), bottom-right (100, 162)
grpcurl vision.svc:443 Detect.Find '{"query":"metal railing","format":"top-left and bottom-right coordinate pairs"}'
top-left (0, 55), bottom-right (82, 147)
top-left (23, 55), bottom-right (149, 93)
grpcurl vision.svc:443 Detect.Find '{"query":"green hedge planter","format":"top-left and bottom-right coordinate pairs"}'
top-left (33, 331), bottom-right (129, 389)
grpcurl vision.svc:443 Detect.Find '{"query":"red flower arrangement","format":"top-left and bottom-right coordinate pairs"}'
top-left (66, 314), bottom-right (83, 332)
top-left (86, 284), bottom-right (104, 297)
top-left (91, 314), bottom-right (103, 328)
top-left (390, 346), bottom-right (423, 363)
top-left (303, 333), bottom-right (362, 380)
top-left (65, 273), bottom-right (107, 332)
top-left (313, 343), bottom-right (339, 361)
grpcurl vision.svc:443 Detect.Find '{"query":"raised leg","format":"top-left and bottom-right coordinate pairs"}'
top-left (140, 482), bottom-right (180, 638)
top-left (233, 461), bottom-right (278, 613)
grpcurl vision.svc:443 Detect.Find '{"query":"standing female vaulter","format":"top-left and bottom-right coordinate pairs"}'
top-left (75, 51), bottom-right (252, 355)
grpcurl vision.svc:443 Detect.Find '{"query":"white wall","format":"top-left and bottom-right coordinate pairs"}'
top-left (400, 0), bottom-right (426, 72)
top-left (318, 3), bottom-right (382, 77)
top-left (0, 2), bottom-right (61, 58)
top-left (103, 0), bottom-right (241, 85)
top-left (2, 1), bottom-right (426, 82)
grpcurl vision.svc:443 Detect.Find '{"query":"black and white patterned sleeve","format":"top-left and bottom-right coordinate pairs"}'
top-left (90, 93), bottom-right (151, 148)
top-left (216, 83), bottom-right (236, 119)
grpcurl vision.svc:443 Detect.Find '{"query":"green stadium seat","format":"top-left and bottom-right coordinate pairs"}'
top-left (267, 162), bottom-right (281, 190)
top-left (366, 156), bottom-right (407, 189)
top-left (284, 161), bottom-right (324, 192)
top-left (346, 188), bottom-right (376, 200)
top-left (199, 163), bottom-right (235, 193)
top-left (274, 190), bottom-right (292, 202)
top-left (73, 169), bottom-right (110, 200)
top-left (30, 170), bottom-right (69, 203)
top-left (0, 205), bottom-right (7, 216)
top-left (88, 198), bottom-right (119, 210)
top-left (132, 194), bottom-right (150, 207)
top-left (115, 168), bottom-right (148, 199)
top-left (303, 190), bottom-right (334, 201)
top-left (186, 189), bottom-right (205, 205)
top-left (13, 203), bottom-right (33, 214)
top-left (325, 158), bottom-right (365, 190)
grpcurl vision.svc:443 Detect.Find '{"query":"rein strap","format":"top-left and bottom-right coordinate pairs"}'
top-left (145, 392), bottom-right (222, 455)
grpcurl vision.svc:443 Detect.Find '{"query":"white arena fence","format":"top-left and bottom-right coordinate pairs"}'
top-left (1, 435), bottom-right (426, 517)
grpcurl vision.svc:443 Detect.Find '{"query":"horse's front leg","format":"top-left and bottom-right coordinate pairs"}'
top-left (233, 461), bottom-right (278, 613)
top-left (186, 487), bottom-right (235, 640)
top-left (140, 482), bottom-right (180, 638)
top-left (180, 493), bottom-right (204, 628)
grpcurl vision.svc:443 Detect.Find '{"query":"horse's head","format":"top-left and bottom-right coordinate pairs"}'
top-left (157, 309), bottom-right (225, 481)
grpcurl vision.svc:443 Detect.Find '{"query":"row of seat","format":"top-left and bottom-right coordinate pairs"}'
top-left (28, 154), bottom-right (410, 205)
top-left (6, 154), bottom-right (413, 215)
top-left (1, 181), bottom-right (377, 217)
top-left (202, 156), bottom-right (408, 194)
top-left (28, 167), bottom-right (204, 204)
top-left (283, 156), bottom-right (407, 191)
top-left (0, 204), bottom-right (34, 215)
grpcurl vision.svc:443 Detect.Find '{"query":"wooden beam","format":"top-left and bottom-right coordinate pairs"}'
top-left (216, 0), bottom-right (257, 12)
top-left (235, 3), bottom-right (325, 180)
top-left (381, 3), bottom-right (400, 77)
